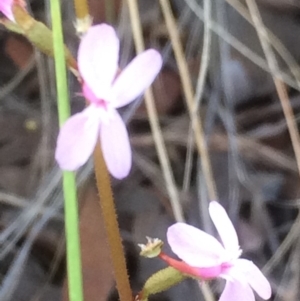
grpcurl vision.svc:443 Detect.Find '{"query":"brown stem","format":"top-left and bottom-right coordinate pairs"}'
top-left (73, 0), bottom-right (89, 20)
top-left (93, 143), bottom-right (133, 301)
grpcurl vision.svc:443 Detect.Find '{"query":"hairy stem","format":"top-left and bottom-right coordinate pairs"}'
top-left (93, 143), bottom-right (132, 301)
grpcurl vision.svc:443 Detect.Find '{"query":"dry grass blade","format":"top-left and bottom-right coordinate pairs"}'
top-left (227, 0), bottom-right (300, 88)
top-left (184, 0), bottom-right (300, 90)
top-left (183, 0), bottom-right (212, 193)
top-left (158, 1), bottom-right (217, 300)
top-left (125, 0), bottom-right (184, 222)
top-left (159, 0), bottom-right (217, 202)
top-left (245, 0), bottom-right (300, 284)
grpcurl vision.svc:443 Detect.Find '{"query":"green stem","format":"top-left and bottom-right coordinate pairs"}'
top-left (93, 143), bottom-right (132, 301)
top-left (50, 2), bottom-right (83, 301)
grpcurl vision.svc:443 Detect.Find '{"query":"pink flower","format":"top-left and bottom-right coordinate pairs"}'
top-left (0, 0), bottom-right (14, 21)
top-left (55, 24), bottom-right (162, 179)
top-left (0, 0), bottom-right (25, 21)
top-left (165, 201), bottom-right (272, 301)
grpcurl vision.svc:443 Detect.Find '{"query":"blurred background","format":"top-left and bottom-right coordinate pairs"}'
top-left (0, 0), bottom-right (300, 300)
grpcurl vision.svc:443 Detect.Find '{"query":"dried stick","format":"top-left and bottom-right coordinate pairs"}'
top-left (159, 0), bottom-right (217, 201)
top-left (245, 0), bottom-right (300, 274)
top-left (125, 0), bottom-right (184, 222)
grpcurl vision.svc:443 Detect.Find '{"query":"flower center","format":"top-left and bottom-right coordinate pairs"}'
top-left (82, 82), bottom-right (111, 111)
top-left (97, 99), bottom-right (108, 110)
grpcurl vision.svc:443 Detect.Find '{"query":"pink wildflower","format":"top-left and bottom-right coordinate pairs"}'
top-left (0, 0), bottom-right (14, 21)
top-left (0, 0), bottom-right (25, 21)
top-left (164, 201), bottom-right (272, 301)
top-left (55, 24), bottom-right (162, 179)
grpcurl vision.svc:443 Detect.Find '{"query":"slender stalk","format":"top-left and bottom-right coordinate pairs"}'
top-left (244, 0), bottom-right (300, 174)
top-left (157, 1), bottom-right (216, 300)
top-left (226, 0), bottom-right (300, 87)
top-left (126, 0), bottom-right (184, 222)
top-left (93, 143), bottom-right (132, 301)
top-left (245, 0), bottom-right (300, 274)
top-left (183, 0), bottom-right (212, 192)
top-left (50, 1), bottom-right (83, 301)
top-left (159, 0), bottom-right (217, 201)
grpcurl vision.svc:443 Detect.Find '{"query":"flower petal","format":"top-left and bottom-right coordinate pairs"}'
top-left (235, 259), bottom-right (272, 300)
top-left (82, 83), bottom-right (99, 104)
top-left (55, 105), bottom-right (101, 170)
top-left (219, 280), bottom-right (255, 301)
top-left (112, 49), bottom-right (162, 108)
top-left (78, 24), bottom-right (119, 100)
top-left (167, 223), bottom-right (226, 268)
top-left (100, 110), bottom-right (132, 179)
top-left (0, 0), bottom-right (14, 21)
top-left (209, 201), bottom-right (239, 253)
